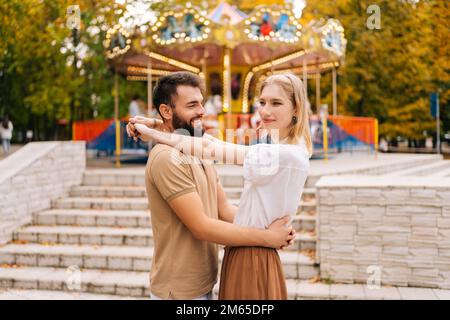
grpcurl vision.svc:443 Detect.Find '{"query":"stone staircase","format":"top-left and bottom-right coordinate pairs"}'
top-left (0, 167), bottom-right (319, 299)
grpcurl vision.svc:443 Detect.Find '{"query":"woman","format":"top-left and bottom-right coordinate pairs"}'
top-left (130, 73), bottom-right (312, 299)
top-left (0, 116), bottom-right (13, 155)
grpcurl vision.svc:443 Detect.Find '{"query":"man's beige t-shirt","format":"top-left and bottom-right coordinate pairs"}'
top-left (145, 143), bottom-right (219, 299)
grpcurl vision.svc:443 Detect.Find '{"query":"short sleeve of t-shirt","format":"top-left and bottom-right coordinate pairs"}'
top-left (149, 150), bottom-right (197, 202)
top-left (243, 143), bottom-right (308, 185)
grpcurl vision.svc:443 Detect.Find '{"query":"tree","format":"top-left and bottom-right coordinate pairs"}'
top-left (0, 0), bottom-right (146, 140)
top-left (302, 0), bottom-right (448, 143)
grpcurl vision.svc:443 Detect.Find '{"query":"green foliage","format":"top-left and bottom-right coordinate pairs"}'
top-left (303, 0), bottom-right (449, 141)
top-left (0, 0), bottom-right (146, 140)
top-left (0, 0), bottom-right (448, 142)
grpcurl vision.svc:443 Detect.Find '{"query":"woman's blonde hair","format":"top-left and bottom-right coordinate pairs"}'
top-left (260, 73), bottom-right (313, 156)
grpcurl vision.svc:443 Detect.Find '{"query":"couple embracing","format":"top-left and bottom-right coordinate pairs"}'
top-left (127, 71), bottom-right (312, 300)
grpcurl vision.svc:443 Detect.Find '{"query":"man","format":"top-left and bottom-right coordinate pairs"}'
top-left (127, 72), bottom-right (294, 300)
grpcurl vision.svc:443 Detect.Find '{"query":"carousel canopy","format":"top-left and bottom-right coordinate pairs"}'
top-left (104, 2), bottom-right (347, 113)
top-left (207, 2), bottom-right (247, 25)
top-left (105, 2), bottom-right (346, 76)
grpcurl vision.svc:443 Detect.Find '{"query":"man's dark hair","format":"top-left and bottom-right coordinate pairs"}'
top-left (153, 71), bottom-right (205, 118)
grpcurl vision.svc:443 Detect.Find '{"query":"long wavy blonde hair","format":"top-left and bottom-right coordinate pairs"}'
top-left (259, 73), bottom-right (313, 156)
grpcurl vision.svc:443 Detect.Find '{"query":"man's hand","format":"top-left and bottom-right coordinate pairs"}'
top-left (266, 216), bottom-right (296, 250)
top-left (126, 116), bottom-right (163, 141)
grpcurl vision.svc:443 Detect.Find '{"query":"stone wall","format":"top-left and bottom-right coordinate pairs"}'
top-left (0, 142), bottom-right (85, 245)
top-left (316, 175), bottom-right (450, 289)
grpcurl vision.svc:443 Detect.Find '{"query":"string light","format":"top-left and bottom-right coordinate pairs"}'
top-left (127, 66), bottom-right (172, 76)
top-left (243, 8), bottom-right (302, 44)
top-left (251, 50), bottom-right (307, 73)
top-left (144, 51), bottom-right (200, 74)
top-left (275, 61), bottom-right (340, 74)
top-left (222, 49), bottom-right (231, 113)
top-left (151, 7), bottom-right (212, 45)
top-left (320, 19), bottom-right (347, 57)
top-left (241, 71), bottom-right (254, 113)
top-left (104, 25), bottom-right (131, 59)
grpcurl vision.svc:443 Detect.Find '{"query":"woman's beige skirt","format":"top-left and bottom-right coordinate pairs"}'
top-left (218, 246), bottom-right (287, 300)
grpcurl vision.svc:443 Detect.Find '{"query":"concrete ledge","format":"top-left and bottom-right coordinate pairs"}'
top-left (0, 141), bottom-right (86, 245)
top-left (316, 172), bottom-right (450, 290)
top-left (316, 175), bottom-right (450, 189)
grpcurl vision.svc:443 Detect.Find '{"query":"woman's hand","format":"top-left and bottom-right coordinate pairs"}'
top-left (266, 215), bottom-right (296, 250)
top-left (132, 123), bottom-right (157, 142)
top-left (126, 116), bottom-right (163, 142)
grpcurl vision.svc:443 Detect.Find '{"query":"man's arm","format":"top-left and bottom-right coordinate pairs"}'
top-left (216, 181), bottom-right (238, 223)
top-left (169, 192), bottom-right (293, 249)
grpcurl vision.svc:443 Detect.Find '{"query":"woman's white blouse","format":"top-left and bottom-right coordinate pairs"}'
top-left (233, 140), bottom-right (310, 229)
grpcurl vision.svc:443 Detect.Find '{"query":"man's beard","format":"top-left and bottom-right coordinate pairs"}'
top-left (172, 112), bottom-right (205, 137)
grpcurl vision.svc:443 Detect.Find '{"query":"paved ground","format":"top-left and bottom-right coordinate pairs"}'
top-left (0, 288), bottom-right (141, 300)
top-left (1, 283), bottom-right (450, 300)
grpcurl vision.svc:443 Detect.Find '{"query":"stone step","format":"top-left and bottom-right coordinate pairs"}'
top-left (1, 267), bottom-right (448, 300)
top-left (0, 266), bottom-right (151, 297)
top-left (52, 197), bottom-right (148, 210)
top-left (33, 209), bottom-right (315, 230)
top-left (82, 168), bottom-right (319, 192)
top-left (292, 215), bottom-right (316, 232)
top-left (289, 232), bottom-right (317, 251)
top-left (69, 185), bottom-right (316, 202)
top-left (0, 244), bottom-right (318, 279)
top-left (82, 169), bottom-right (145, 187)
top-left (428, 165), bottom-right (450, 178)
top-left (82, 169), bottom-right (250, 189)
top-left (223, 187), bottom-right (316, 200)
top-left (13, 226), bottom-right (154, 247)
top-left (0, 288), bottom-right (142, 300)
top-left (12, 225), bottom-right (316, 251)
top-left (52, 196), bottom-right (315, 215)
top-left (390, 160), bottom-right (450, 177)
top-left (34, 209), bottom-right (150, 228)
top-left (305, 175), bottom-right (321, 188)
top-left (0, 267), bottom-right (316, 299)
top-left (228, 198), bottom-right (316, 214)
top-left (70, 186), bottom-right (147, 198)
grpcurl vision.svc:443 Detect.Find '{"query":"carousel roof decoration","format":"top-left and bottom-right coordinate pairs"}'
top-left (103, 24), bottom-right (131, 59)
top-left (150, 4), bottom-right (212, 46)
top-left (207, 2), bottom-right (247, 25)
top-left (319, 19), bottom-right (347, 57)
top-left (103, 1), bottom-right (348, 116)
top-left (143, 51), bottom-right (200, 74)
top-left (243, 6), bottom-right (302, 43)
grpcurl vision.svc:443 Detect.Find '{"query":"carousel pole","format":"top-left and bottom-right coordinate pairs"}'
top-left (222, 46), bottom-right (232, 128)
top-left (202, 49), bottom-right (208, 90)
top-left (147, 61), bottom-right (152, 116)
top-left (332, 67), bottom-right (337, 116)
top-left (315, 72), bottom-right (321, 114)
top-left (302, 59), bottom-right (308, 99)
top-left (114, 70), bottom-right (121, 168)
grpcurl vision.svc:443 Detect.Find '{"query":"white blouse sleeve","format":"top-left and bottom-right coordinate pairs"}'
top-left (244, 143), bottom-right (310, 185)
top-left (243, 144), bottom-right (279, 185)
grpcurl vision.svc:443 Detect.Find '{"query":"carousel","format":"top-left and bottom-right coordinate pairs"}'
top-left (74, 1), bottom-right (378, 165)
top-left (104, 1), bottom-right (347, 130)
